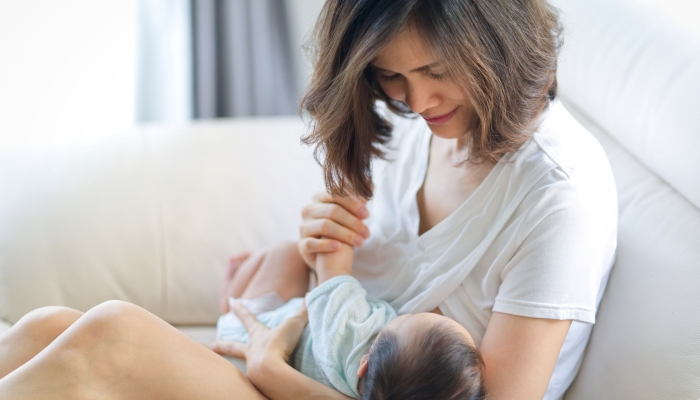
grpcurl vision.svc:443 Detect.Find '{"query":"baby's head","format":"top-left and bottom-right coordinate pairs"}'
top-left (357, 313), bottom-right (486, 400)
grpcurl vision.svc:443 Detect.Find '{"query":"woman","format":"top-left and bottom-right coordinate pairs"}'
top-left (0, 0), bottom-right (616, 399)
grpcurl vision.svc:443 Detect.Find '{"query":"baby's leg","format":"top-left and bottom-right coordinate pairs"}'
top-left (235, 241), bottom-right (310, 302)
top-left (216, 242), bottom-right (309, 344)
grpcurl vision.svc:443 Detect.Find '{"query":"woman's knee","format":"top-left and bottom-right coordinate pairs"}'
top-left (15, 306), bottom-right (83, 340)
top-left (57, 301), bottom-right (154, 369)
top-left (19, 302), bottom-right (157, 398)
top-left (75, 300), bottom-right (173, 350)
top-left (78, 300), bottom-right (146, 337)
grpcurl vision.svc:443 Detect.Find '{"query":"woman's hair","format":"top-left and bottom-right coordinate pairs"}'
top-left (358, 322), bottom-right (486, 400)
top-left (301, 0), bottom-right (563, 198)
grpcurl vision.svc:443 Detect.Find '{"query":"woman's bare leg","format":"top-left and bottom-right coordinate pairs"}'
top-left (0, 300), bottom-right (267, 400)
top-left (0, 306), bottom-right (82, 379)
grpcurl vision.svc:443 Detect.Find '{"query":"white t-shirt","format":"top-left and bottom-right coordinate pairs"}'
top-left (352, 100), bottom-right (617, 400)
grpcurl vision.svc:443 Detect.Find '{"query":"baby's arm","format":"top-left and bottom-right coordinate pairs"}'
top-left (306, 244), bottom-right (396, 397)
top-left (315, 242), bottom-right (354, 284)
top-left (305, 275), bottom-right (396, 398)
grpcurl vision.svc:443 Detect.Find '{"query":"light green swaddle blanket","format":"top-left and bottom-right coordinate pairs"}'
top-left (216, 275), bottom-right (397, 398)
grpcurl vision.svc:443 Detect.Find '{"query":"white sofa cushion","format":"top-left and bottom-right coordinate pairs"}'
top-left (553, 0), bottom-right (700, 209)
top-left (553, 0), bottom-right (700, 398)
top-left (561, 101), bottom-right (700, 399)
top-left (0, 118), bottom-right (323, 325)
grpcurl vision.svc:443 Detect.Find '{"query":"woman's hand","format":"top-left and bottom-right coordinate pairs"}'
top-left (211, 301), bottom-right (351, 400)
top-left (211, 300), bottom-right (308, 377)
top-left (299, 191), bottom-right (371, 269)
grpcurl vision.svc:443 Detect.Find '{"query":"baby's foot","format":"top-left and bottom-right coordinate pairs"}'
top-left (219, 251), bottom-right (253, 313)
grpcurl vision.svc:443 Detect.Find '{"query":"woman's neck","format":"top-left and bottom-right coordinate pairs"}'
top-left (431, 135), bottom-right (471, 166)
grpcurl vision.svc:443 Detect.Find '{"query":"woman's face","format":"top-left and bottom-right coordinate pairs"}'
top-left (371, 27), bottom-right (473, 140)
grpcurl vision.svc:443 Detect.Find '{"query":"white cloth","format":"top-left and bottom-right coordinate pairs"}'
top-left (353, 99), bottom-right (617, 400)
top-left (216, 275), bottom-right (397, 399)
top-left (231, 292), bottom-right (286, 315)
top-left (217, 294), bottom-right (300, 344)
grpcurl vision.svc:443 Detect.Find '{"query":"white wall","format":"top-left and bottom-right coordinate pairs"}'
top-left (0, 1), bottom-right (137, 151)
top-left (285, 0), bottom-right (325, 95)
top-left (134, 0), bottom-right (193, 124)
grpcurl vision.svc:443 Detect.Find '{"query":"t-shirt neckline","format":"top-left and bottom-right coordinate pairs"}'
top-left (406, 125), bottom-right (507, 250)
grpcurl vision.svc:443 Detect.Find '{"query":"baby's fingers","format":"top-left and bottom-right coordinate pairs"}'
top-left (211, 340), bottom-right (247, 359)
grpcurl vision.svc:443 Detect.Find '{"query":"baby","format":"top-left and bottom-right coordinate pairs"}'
top-left (217, 244), bottom-right (486, 399)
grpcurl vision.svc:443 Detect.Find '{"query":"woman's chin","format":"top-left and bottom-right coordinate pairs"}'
top-left (427, 124), bottom-right (468, 141)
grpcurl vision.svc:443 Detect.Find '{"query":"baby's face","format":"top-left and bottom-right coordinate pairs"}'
top-left (380, 312), bottom-right (476, 347)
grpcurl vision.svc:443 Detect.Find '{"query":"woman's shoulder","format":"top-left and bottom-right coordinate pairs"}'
top-left (528, 99), bottom-right (613, 185)
top-left (503, 100), bottom-right (618, 234)
top-left (502, 100), bottom-right (616, 210)
top-left (503, 102), bottom-right (617, 248)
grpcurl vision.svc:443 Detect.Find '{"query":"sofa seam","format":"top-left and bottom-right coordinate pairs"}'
top-left (140, 128), bottom-right (169, 320)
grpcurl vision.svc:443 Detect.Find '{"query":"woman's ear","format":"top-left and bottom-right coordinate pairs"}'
top-left (357, 354), bottom-right (370, 377)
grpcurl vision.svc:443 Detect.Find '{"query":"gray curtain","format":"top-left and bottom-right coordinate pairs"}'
top-left (192, 0), bottom-right (299, 118)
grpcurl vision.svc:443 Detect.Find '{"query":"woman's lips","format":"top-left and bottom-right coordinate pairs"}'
top-left (422, 108), bottom-right (457, 125)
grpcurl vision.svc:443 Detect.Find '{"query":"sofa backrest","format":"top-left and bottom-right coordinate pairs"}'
top-left (553, 0), bottom-right (700, 398)
top-left (0, 118), bottom-right (323, 325)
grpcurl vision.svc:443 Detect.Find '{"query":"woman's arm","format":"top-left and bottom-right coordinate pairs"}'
top-left (479, 312), bottom-right (572, 400)
top-left (252, 357), bottom-right (353, 400)
top-left (214, 300), bottom-right (353, 400)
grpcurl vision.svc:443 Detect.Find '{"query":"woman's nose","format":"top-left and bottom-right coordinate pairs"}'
top-left (404, 81), bottom-right (441, 114)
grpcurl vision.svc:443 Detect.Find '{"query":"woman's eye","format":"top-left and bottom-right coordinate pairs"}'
top-left (379, 73), bottom-right (401, 82)
top-left (428, 72), bottom-right (446, 81)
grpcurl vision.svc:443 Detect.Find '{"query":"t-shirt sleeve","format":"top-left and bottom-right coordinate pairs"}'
top-left (493, 170), bottom-right (616, 324)
top-left (306, 275), bottom-right (397, 398)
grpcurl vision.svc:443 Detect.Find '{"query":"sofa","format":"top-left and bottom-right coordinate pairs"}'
top-left (0, 0), bottom-right (698, 398)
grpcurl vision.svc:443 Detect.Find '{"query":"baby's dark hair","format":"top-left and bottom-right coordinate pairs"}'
top-left (358, 322), bottom-right (486, 400)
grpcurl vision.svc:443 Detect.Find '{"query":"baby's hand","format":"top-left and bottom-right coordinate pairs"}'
top-left (315, 242), bottom-right (354, 284)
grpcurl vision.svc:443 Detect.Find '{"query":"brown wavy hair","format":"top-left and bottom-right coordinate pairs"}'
top-left (301, 0), bottom-right (563, 199)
